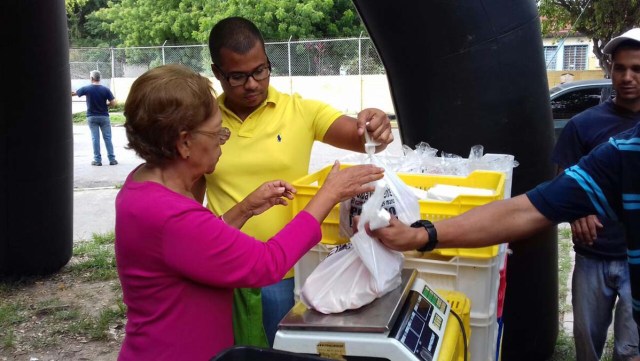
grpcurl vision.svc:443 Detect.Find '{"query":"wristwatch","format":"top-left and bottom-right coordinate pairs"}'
top-left (411, 220), bottom-right (438, 252)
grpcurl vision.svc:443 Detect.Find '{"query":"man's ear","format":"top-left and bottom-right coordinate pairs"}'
top-left (211, 64), bottom-right (222, 81)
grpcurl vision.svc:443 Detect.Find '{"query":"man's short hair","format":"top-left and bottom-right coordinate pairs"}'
top-left (208, 17), bottom-right (265, 66)
top-left (90, 70), bottom-right (101, 81)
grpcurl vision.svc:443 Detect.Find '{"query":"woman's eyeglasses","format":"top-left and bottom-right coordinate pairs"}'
top-left (192, 127), bottom-right (231, 144)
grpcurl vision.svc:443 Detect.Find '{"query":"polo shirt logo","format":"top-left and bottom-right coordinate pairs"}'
top-left (277, 134), bottom-right (282, 142)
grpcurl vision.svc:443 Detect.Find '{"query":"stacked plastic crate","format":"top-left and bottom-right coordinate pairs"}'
top-left (292, 166), bottom-right (510, 361)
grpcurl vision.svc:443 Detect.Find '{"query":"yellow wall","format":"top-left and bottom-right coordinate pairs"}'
top-left (546, 70), bottom-right (606, 88)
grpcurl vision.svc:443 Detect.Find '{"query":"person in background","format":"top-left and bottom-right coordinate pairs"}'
top-left (115, 63), bottom-right (384, 360)
top-left (363, 29), bottom-right (640, 361)
top-left (552, 28), bottom-right (640, 361)
top-left (72, 70), bottom-right (118, 166)
top-left (199, 16), bottom-right (395, 346)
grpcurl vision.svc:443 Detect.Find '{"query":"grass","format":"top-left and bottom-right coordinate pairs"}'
top-left (0, 231), bottom-right (125, 352)
top-left (68, 231), bottom-right (118, 281)
top-left (72, 103), bottom-right (125, 125)
top-left (550, 226), bottom-right (576, 360)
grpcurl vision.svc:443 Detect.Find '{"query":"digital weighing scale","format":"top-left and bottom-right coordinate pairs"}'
top-left (274, 269), bottom-right (456, 361)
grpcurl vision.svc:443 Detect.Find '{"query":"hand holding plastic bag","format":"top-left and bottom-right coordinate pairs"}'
top-left (350, 182), bottom-right (404, 296)
top-left (300, 178), bottom-right (418, 314)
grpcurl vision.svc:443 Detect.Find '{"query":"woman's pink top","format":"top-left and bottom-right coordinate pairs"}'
top-left (115, 169), bottom-right (321, 360)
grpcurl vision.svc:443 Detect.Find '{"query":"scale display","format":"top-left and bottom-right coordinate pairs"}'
top-left (390, 282), bottom-right (450, 361)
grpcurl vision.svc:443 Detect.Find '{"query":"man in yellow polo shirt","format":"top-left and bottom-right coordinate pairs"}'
top-left (197, 16), bottom-right (394, 347)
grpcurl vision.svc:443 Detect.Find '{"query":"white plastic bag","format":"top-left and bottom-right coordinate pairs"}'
top-left (300, 182), bottom-right (414, 314)
top-left (299, 243), bottom-right (378, 314)
top-left (350, 183), bottom-right (405, 295)
top-left (339, 157), bottom-right (421, 238)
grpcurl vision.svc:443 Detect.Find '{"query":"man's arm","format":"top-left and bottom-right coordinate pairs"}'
top-left (370, 194), bottom-right (554, 252)
top-left (107, 99), bottom-right (117, 108)
top-left (323, 108), bottom-right (394, 153)
top-left (557, 165), bottom-right (603, 245)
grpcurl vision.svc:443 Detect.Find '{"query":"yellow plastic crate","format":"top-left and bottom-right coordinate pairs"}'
top-left (437, 290), bottom-right (471, 361)
top-left (291, 165), bottom-right (506, 258)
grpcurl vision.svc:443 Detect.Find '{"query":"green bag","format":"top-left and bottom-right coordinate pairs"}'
top-left (232, 287), bottom-right (269, 347)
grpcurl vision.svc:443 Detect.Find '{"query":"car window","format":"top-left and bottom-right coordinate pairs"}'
top-left (550, 87), bottom-right (605, 120)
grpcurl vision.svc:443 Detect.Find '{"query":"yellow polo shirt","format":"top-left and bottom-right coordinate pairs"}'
top-left (205, 86), bottom-right (342, 279)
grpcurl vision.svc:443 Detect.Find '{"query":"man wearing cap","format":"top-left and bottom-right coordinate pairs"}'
top-left (72, 70), bottom-right (118, 166)
top-left (551, 28), bottom-right (640, 361)
top-left (365, 29), bottom-right (640, 361)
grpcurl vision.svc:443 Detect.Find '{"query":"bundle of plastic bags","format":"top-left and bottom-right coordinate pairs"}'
top-left (300, 158), bottom-right (420, 314)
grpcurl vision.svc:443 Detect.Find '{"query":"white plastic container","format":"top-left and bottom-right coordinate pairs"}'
top-left (294, 244), bottom-right (501, 320)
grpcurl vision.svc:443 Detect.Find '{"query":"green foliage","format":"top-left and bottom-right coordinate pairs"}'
top-left (65, 0), bottom-right (116, 47)
top-left (550, 328), bottom-right (576, 360)
top-left (85, 0), bottom-right (364, 47)
top-left (538, 0), bottom-right (640, 74)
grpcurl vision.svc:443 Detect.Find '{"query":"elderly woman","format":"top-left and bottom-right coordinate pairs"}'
top-left (115, 63), bottom-right (384, 360)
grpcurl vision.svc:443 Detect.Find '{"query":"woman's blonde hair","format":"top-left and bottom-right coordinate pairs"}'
top-left (124, 64), bottom-right (218, 166)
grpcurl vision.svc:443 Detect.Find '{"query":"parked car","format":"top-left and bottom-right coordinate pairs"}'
top-left (549, 78), bottom-right (613, 140)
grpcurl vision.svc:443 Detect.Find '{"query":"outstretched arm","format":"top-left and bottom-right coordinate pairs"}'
top-left (368, 194), bottom-right (554, 252)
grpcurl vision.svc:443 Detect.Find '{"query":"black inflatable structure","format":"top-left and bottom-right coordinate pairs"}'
top-left (353, 1), bottom-right (558, 360)
top-left (1, 1), bottom-right (73, 275)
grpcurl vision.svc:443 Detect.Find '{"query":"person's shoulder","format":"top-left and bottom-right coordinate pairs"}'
top-left (571, 101), bottom-right (610, 121)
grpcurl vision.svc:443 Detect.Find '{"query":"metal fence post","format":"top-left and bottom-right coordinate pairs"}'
top-left (359, 31), bottom-right (364, 111)
top-left (110, 47), bottom-right (116, 97)
top-left (162, 40), bottom-right (167, 65)
top-left (287, 36), bottom-right (293, 95)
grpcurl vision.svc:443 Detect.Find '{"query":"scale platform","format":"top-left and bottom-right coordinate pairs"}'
top-left (275, 269), bottom-right (454, 361)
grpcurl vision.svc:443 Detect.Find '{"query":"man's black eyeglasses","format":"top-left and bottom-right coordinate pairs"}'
top-left (213, 63), bottom-right (271, 87)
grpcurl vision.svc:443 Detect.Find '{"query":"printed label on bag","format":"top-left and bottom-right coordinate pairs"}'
top-left (328, 242), bottom-right (352, 257)
top-left (349, 187), bottom-right (398, 226)
top-left (317, 341), bottom-right (347, 360)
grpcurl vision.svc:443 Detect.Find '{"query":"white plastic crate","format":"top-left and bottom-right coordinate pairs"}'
top-left (294, 244), bottom-right (501, 320)
top-left (469, 312), bottom-right (499, 361)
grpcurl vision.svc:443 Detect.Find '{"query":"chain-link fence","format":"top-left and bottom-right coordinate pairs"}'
top-left (70, 36), bottom-right (385, 80)
top-left (70, 36), bottom-right (392, 114)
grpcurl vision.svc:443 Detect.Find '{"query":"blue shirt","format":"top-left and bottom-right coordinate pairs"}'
top-left (552, 99), bottom-right (640, 258)
top-left (76, 84), bottom-right (114, 117)
top-left (528, 123), bottom-right (640, 331)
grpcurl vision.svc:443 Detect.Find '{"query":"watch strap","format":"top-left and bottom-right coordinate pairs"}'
top-left (411, 220), bottom-right (438, 252)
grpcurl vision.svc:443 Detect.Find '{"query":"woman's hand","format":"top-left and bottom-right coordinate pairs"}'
top-left (243, 180), bottom-right (296, 216)
top-left (223, 180), bottom-right (296, 229)
top-left (303, 161), bottom-right (384, 223)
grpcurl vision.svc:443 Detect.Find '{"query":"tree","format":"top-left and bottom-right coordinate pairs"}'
top-left (65, 0), bottom-right (116, 47)
top-left (538, 0), bottom-right (640, 77)
top-left (89, 0), bottom-right (364, 47)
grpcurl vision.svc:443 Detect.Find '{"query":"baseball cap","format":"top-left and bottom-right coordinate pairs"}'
top-left (603, 28), bottom-right (640, 55)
